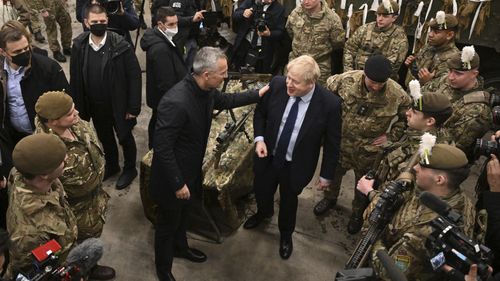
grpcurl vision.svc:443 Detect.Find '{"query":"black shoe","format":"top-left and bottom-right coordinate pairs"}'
top-left (313, 198), bottom-right (337, 216)
top-left (279, 237), bottom-right (293, 259)
top-left (347, 214), bottom-right (363, 234)
top-left (243, 213), bottom-right (272, 229)
top-left (103, 166), bottom-right (120, 181)
top-left (116, 168), bottom-right (137, 190)
top-left (89, 265), bottom-right (116, 280)
top-left (63, 48), bottom-right (71, 56)
top-left (53, 51), bottom-right (66, 62)
top-left (34, 31), bottom-right (45, 43)
top-left (175, 248), bottom-right (207, 263)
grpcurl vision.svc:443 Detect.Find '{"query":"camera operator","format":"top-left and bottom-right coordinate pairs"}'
top-left (231, 0), bottom-right (285, 73)
top-left (356, 144), bottom-right (476, 280)
top-left (76, 0), bottom-right (140, 45)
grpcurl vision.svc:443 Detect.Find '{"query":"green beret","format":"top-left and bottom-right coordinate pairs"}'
top-left (13, 134), bottom-right (66, 175)
top-left (414, 92), bottom-right (452, 114)
top-left (376, 0), bottom-right (399, 15)
top-left (429, 14), bottom-right (458, 30)
top-left (421, 144), bottom-right (468, 170)
top-left (447, 49), bottom-right (480, 71)
top-left (35, 91), bottom-right (73, 120)
top-left (364, 55), bottom-right (392, 83)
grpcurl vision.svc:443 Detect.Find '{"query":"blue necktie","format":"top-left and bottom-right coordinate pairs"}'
top-left (274, 97), bottom-right (301, 168)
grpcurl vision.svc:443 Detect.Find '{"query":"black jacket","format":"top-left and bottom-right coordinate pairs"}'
top-left (484, 191), bottom-right (500, 273)
top-left (140, 27), bottom-right (187, 109)
top-left (253, 76), bottom-right (342, 193)
top-left (232, 0), bottom-right (285, 70)
top-left (70, 31), bottom-right (142, 139)
top-left (149, 75), bottom-right (260, 209)
top-left (0, 52), bottom-right (69, 130)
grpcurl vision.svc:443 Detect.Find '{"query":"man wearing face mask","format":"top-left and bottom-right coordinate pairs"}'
top-left (70, 4), bottom-right (142, 190)
top-left (140, 6), bottom-right (187, 149)
top-left (0, 21), bottom-right (69, 215)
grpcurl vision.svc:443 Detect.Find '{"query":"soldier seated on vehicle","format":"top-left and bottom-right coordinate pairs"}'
top-left (357, 144), bottom-right (475, 281)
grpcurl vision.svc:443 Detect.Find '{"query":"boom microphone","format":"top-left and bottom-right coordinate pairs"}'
top-left (419, 191), bottom-right (461, 224)
top-left (376, 250), bottom-right (408, 281)
top-left (66, 238), bottom-right (103, 275)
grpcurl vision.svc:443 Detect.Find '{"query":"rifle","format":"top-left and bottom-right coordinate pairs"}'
top-left (345, 152), bottom-right (420, 269)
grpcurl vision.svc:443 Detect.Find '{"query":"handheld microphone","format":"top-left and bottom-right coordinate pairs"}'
top-left (66, 238), bottom-right (103, 276)
top-left (376, 250), bottom-right (408, 281)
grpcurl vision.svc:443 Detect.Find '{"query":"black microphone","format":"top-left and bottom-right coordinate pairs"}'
top-left (376, 250), bottom-right (408, 281)
top-left (66, 238), bottom-right (103, 276)
top-left (419, 191), bottom-right (462, 224)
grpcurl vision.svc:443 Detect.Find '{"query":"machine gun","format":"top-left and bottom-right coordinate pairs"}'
top-left (345, 152), bottom-right (420, 269)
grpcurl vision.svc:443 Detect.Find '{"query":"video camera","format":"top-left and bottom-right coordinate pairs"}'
top-left (475, 137), bottom-right (500, 158)
top-left (96, 0), bottom-right (121, 15)
top-left (420, 192), bottom-right (494, 281)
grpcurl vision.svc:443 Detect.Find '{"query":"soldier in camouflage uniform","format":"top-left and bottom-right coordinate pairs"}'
top-left (439, 47), bottom-right (492, 162)
top-left (404, 12), bottom-right (459, 91)
top-left (33, 91), bottom-right (110, 242)
top-left (375, 90), bottom-right (453, 185)
top-left (343, 0), bottom-right (407, 80)
top-left (10, 0), bottom-right (45, 43)
top-left (27, 0), bottom-right (72, 62)
top-left (357, 144), bottom-right (476, 281)
top-left (314, 55), bottom-right (411, 235)
top-left (5, 134), bottom-right (78, 278)
top-left (285, 0), bottom-right (344, 85)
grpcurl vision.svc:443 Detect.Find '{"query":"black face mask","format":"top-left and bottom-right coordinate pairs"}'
top-left (11, 50), bottom-right (31, 67)
top-left (89, 23), bottom-right (107, 37)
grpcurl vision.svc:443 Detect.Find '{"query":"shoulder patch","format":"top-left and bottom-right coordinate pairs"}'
top-left (463, 91), bottom-right (490, 105)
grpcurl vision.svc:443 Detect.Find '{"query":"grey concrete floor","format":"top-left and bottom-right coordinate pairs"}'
top-left (19, 2), bottom-right (483, 280)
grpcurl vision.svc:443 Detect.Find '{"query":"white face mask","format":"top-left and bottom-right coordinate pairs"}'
top-left (165, 26), bottom-right (178, 38)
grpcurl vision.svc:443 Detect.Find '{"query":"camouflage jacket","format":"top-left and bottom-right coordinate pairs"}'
top-left (440, 81), bottom-right (492, 162)
top-left (375, 128), bottom-right (451, 185)
top-left (34, 117), bottom-right (109, 241)
top-left (371, 188), bottom-right (476, 281)
top-left (5, 169), bottom-right (78, 278)
top-left (286, 2), bottom-right (344, 84)
top-left (27, 0), bottom-right (63, 13)
top-left (408, 41), bottom-right (459, 91)
top-left (326, 70), bottom-right (411, 171)
top-left (343, 22), bottom-right (408, 79)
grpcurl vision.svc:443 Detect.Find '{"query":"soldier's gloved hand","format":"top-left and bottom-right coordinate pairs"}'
top-left (404, 55), bottom-right (415, 66)
top-left (243, 8), bottom-right (253, 18)
top-left (255, 141), bottom-right (267, 158)
top-left (418, 68), bottom-right (435, 84)
top-left (357, 176), bottom-right (374, 195)
top-left (175, 184), bottom-right (191, 200)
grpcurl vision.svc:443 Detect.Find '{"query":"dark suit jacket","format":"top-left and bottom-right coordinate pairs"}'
top-left (253, 76), bottom-right (342, 193)
top-left (150, 75), bottom-right (261, 209)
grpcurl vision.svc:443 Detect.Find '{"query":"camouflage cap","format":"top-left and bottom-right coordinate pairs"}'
top-left (420, 144), bottom-right (468, 170)
top-left (428, 12), bottom-right (458, 30)
top-left (447, 47), bottom-right (480, 71)
top-left (376, 0), bottom-right (399, 15)
top-left (413, 92), bottom-right (452, 114)
top-left (35, 91), bottom-right (73, 120)
top-left (364, 55), bottom-right (392, 83)
top-left (13, 134), bottom-right (66, 175)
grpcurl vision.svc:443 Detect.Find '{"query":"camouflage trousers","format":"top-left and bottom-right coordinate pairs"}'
top-left (323, 165), bottom-right (371, 217)
top-left (28, 0), bottom-right (72, 52)
top-left (68, 187), bottom-right (110, 242)
top-left (317, 57), bottom-right (331, 86)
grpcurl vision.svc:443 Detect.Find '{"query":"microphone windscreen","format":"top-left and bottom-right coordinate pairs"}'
top-left (419, 191), bottom-right (450, 216)
top-left (376, 250), bottom-right (408, 281)
top-left (66, 238), bottom-right (104, 275)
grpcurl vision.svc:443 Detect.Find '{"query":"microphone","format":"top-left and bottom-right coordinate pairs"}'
top-left (419, 191), bottom-right (462, 224)
top-left (376, 250), bottom-right (408, 281)
top-left (66, 238), bottom-right (104, 276)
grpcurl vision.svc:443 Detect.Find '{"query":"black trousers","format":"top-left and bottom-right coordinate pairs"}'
top-left (90, 102), bottom-right (137, 171)
top-left (254, 159), bottom-right (298, 239)
top-left (154, 203), bottom-right (190, 280)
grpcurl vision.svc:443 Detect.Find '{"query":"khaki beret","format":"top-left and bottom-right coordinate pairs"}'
top-left (447, 49), bottom-right (480, 71)
top-left (420, 144), bottom-right (468, 170)
top-left (413, 92), bottom-right (452, 114)
top-left (35, 91), bottom-right (73, 120)
top-left (13, 134), bottom-right (66, 175)
top-left (377, 0), bottom-right (399, 15)
top-left (429, 13), bottom-right (458, 30)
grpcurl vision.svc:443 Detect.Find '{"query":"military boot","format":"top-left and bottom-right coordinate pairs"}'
top-left (347, 213), bottom-right (363, 234)
top-left (34, 31), bottom-right (45, 43)
top-left (313, 198), bottom-right (337, 216)
top-left (53, 51), bottom-right (66, 63)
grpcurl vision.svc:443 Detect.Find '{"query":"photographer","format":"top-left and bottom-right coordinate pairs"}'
top-left (231, 0), bottom-right (285, 73)
top-left (76, 0), bottom-right (140, 45)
